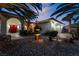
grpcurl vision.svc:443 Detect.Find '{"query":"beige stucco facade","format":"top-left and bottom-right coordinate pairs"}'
top-left (39, 18), bottom-right (65, 33)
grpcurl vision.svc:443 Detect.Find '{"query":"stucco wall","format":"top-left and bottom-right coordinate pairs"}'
top-left (40, 20), bottom-right (65, 33)
top-left (0, 14), bottom-right (7, 34)
top-left (0, 20), bottom-right (1, 33)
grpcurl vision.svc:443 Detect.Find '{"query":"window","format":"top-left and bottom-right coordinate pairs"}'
top-left (52, 21), bottom-right (54, 23)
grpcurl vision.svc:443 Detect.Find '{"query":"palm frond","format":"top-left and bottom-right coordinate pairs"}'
top-left (50, 3), bottom-right (78, 17)
top-left (49, 3), bottom-right (55, 6)
top-left (62, 12), bottom-right (74, 21)
top-left (56, 3), bottom-right (69, 9)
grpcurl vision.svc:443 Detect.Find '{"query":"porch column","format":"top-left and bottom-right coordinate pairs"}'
top-left (0, 14), bottom-right (7, 34)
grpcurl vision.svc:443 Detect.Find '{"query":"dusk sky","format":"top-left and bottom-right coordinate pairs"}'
top-left (38, 3), bottom-right (56, 21)
top-left (37, 3), bottom-right (68, 25)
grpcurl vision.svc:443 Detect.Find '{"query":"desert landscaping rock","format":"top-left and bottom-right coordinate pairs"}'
top-left (0, 36), bottom-right (79, 56)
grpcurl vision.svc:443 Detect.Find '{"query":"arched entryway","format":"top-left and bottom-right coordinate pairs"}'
top-left (6, 18), bottom-right (21, 37)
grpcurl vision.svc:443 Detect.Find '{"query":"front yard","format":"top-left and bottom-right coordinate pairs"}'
top-left (0, 36), bottom-right (79, 56)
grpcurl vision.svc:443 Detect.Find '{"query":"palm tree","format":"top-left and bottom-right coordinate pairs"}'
top-left (62, 12), bottom-right (74, 32)
top-left (50, 3), bottom-right (79, 32)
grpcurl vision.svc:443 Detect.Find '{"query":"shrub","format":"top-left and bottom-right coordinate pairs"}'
top-left (19, 30), bottom-right (27, 36)
top-left (19, 30), bottom-right (34, 36)
top-left (43, 30), bottom-right (58, 37)
top-left (77, 27), bottom-right (79, 36)
top-left (70, 27), bottom-right (79, 40)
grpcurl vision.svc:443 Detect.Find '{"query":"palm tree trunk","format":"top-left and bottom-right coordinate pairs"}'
top-left (20, 20), bottom-right (24, 31)
top-left (20, 17), bottom-right (25, 31)
top-left (27, 20), bottom-right (30, 32)
top-left (68, 20), bottom-right (72, 33)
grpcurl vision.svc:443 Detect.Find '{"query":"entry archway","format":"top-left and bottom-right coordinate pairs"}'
top-left (6, 18), bottom-right (21, 36)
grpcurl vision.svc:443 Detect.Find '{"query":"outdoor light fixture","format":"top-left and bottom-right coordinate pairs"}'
top-left (8, 25), bottom-right (10, 28)
top-left (17, 25), bottom-right (19, 29)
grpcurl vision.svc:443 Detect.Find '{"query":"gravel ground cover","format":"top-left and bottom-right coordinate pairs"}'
top-left (0, 36), bottom-right (79, 56)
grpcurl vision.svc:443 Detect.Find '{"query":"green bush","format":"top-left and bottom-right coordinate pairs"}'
top-left (19, 30), bottom-right (34, 36)
top-left (19, 30), bottom-right (27, 36)
top-left (74, 27), bottom-right (79, 39)
top-left (70, 27), bottom-right (79, 40)
top-left (77, 27), bottom-right (79, 36)
top-left (43, 30), bottom-right (58, 37)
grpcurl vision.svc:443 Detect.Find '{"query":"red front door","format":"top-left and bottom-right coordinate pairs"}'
top-left (9, 25), bottom-right (17, 33)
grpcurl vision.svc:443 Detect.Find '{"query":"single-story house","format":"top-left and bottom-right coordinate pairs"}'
top-left (0, 11), bottom-right (65, 37)
top-left (39, 18), bottom-right (65, 33)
